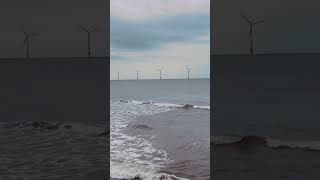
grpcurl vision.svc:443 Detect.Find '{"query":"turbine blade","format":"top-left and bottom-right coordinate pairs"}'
top-left (241, 15), bottom-right (251, 24)
top-left (80, 25), bottom-right (89, 32)
top-left (254, 20), bottom-right (264, 25)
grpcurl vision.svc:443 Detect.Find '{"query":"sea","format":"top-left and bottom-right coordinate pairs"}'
top-left (0, 59), bottom-right (109, 180)
top-left (110, 79), bottom-right (210, 180)
top-left (212, 54), bottom-right (320, 180)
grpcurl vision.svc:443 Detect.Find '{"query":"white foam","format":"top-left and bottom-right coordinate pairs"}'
top-left (267, 138), bottom-right (320, 150)
top-left (116, 99), bottom-right (210, 110)
top-left (212, 135), bottom-right (320, 151)
top-left (111, 100), bottom-right (189, 180)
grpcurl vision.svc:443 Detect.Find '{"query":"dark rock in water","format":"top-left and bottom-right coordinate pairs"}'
top-left (39, 121), bottom-right (49, 128)
top-left (120, 99), bottom-right (129, 103)
top-left (32, 121), bottom-right (40, 128)
top-left (133, 124), bottom-right (153, 130)
top-left (98, 130), bottom-right (109, 137)
top-left (46, 125), bottom-right (59, 130)
top-left (182, 104), bottom-right (194, 109)
top-left (132, 176), bottom-right (142, 180)
top-left (20, 122), bottom-right (30, 128)
top-left (122, 176), bottom-right (143, 180)
top-left (215, 135), bottom-right (268, 149)
top-left (142, 101), bottom-right (154, 105)
top-left (64, 124), bottom-right (72, 129)
top-left (234, 136), bottom-right (267, 149)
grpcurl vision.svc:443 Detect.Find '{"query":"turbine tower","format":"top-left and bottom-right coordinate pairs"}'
top-left (23, 31), bottom-right (38, 59)
top-left (117, 72), bottom-right (120, 80)
top-left (157, 68), bottom-right (164, 80)
top-left (241, 15), bottom-right (264, 55)
top-left (136, 70), bottom-right (140, 80)
top-left (186, 65), bottom-right (191, 80)
top-left (80, 25), bottom-right (96, 58)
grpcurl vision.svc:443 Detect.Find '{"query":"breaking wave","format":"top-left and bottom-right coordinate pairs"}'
top-left (212, 135), bottom-right (320, 151)
top-left (119, 99), bottom-right (210, 110)
top-left (111, 100), bottom-right (190, 180)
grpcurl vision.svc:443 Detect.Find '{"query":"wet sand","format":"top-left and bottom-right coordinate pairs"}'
top-left (128, 108), bottom-right (210, 180)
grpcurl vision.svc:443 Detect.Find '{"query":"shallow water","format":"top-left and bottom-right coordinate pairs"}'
top-left (110, 79), bottom-right (210, 180)
top-left (212, 55), bottom-right (320, 179)
top-left (0, 121), bottom-right (108, 180)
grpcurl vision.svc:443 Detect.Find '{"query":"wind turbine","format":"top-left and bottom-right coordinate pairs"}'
top-left (117, 72), bottom-right (120, 80)
top-left (136, 70), bottom-right (140, 80)
top-left (157, 68), bottom-right (164, 80)
top-left (23, 31), bottom-right (38, 59)
top-left (186, 65), bottom-right (191, 80)
top-left (241, 15), bottom-right (264, 55)
top-left (80, 25), bottom-right (96, 58)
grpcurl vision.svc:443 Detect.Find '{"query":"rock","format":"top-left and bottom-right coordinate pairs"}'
top-left (46, 125), bottom-right (59, 130)
top-left (32, 121), bottom-right (40, 128)
top-left (182, 104), bottom-right (194, 109)
top-left (39, 121), bottom-right (49, 128)
top-left (234, 135), bottom-right (267, 149)
top-left (133, 124), bottom-right (153, 130)
top-left (123, 176), bottom-right (143, 180)
top-left (98, 130), bottom-right (109, 137)
top-left (142, 101), bottom-right (154, 105)
top-left (64, 124), bottom-right (72, 129)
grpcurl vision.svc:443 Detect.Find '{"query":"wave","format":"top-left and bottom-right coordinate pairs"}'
top-left (118, 99), bottom-right (210, 110)
top-left (0, 121), bottom-right (108, 179)
top-left (212, 135), bottom-right (320, 151)
top-left (111, 171), bottom-right (190, 180)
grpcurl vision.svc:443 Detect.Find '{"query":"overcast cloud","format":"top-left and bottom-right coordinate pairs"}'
top-left (110, 0), bottom-right (210, 80)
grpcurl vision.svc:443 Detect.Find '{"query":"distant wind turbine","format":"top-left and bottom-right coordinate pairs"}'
top-left (186, 65), bottom-right (191, 80)
top-left (23, 31), bottom-right (38, 59)
top-left (157, 68), bottom-right (164, 80)
top-left (80, 25), bottom-right (96, 58)
top-left (136, 70), bottom-right (140, 80)
top-left (241, 15), bottom-right (264, 55)
top-left (117, 72), bottom-right (120, 80)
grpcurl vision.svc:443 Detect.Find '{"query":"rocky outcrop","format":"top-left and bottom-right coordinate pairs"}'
top-left (181, 104), bottom-right (194, 109)
top-left (215, 135), bottom-right (267, 149)
top-left (132, 124), bottom-right (153, 130)
top-left (4, 121), bottom-right (72, 131)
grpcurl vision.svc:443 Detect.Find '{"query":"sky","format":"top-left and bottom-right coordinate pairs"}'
top-left (110, 0), bottom-right (210, 80)
top-left (212, 0), bottom-right (320, 54)
top-left (0, 0), bottom-right (108, 58)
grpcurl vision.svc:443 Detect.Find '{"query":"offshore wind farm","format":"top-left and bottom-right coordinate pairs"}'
top-left (111, 65), bottom-right (199, 81)
top-left (110, 0), bottom-right (210, 179)
top-left (0, 0), bottom-right (109, 179)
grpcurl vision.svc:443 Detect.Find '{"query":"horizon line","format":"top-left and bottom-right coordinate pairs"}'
top-left (110, 78), bottom-right (210, 81)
